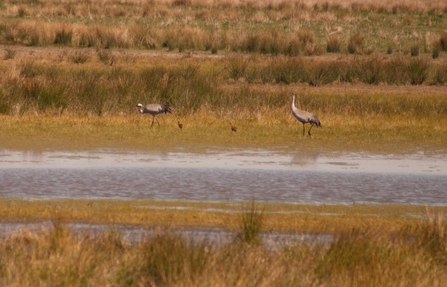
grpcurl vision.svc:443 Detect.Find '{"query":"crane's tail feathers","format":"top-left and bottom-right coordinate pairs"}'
top-left (310, 115), bottom-right (321, 127)
top-left (161, 104), bottom-right (172, 114)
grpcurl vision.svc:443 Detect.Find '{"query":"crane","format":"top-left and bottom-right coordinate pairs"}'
top-left (136, 103), bottom-right (172, 127)
top-left (290, 93), bottom-right (321, 136)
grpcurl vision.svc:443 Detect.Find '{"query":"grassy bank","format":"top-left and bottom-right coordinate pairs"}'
top-left (1, 112), bottom-right (446, 153)
top-left (1, 198), bottom-right (447, 286)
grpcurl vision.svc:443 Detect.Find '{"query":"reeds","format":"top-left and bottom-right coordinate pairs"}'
top-left (237, 200), bottom-right (265, 245)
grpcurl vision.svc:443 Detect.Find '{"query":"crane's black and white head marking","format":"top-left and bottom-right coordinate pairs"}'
top-left (136, 103), bottom-right (143, 108)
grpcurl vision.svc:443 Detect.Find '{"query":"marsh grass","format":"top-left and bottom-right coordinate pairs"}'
top-left (2, 48), bottom-right (15, 60)
top-left (439, 33), bottom-right (447, 51)
top-left (0, 0), bottom-right (446, 57)
top-left (0, 45), bottom-right (446, 120)
top-left (326, 35), bottom-right (341, 53)
top-left (347, 32), bottom-right (364, 54)
top-left (54, 26), bottom-right (73, 46)
top-left (2, 198), bottom-right (447, 235)
top-left (237, 200), bottom-right (265, 245)
top-left (97, 49), bottom-right (116, 66)
top-left (139, 231), bottom-right (211, 286)
top-left (1, 199), bottom-right (447, 286)
top-left (69, 50), bottom-right (90, 64)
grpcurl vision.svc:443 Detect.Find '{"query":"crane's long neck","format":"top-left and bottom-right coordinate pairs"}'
top-left (290, 95), bottom-right (296, 109)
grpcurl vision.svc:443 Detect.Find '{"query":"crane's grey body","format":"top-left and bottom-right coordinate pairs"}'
top-left (136, 103), bottom-right (172, 127)
top-left (290, 93), bottom-right (321, 136)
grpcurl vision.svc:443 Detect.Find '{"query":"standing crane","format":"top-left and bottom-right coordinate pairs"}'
top-left (290, 93), bottom-right (321, 136)
top-left (136, 103), bottom-right (172, 127)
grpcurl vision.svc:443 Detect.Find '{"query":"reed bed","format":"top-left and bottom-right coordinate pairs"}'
top-left (1, 198), bottom-right (447, 286)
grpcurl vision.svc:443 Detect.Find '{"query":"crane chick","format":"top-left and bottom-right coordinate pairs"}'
top-left (229, 122), bottom-right (237, 132)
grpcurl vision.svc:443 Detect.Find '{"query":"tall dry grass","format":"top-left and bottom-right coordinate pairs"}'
top-left (1, 214), bottom-right (447, 286)
top-left (0, 0), bottom-right (446, 55)
top-left (0, 55), bottom-right (446, 117)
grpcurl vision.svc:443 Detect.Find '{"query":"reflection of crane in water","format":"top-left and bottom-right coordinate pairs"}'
top-left (290, 153), bottom-right (319, 167)
top-left (290, 93), bottom-right (321, 136)
top-left (136, 103), bottom-right (172, 127)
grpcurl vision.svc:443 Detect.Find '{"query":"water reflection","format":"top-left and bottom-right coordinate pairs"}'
top-left (1, 149), bottom-right (447, 204)
top-left (290, 153), bottom-right (319, 167)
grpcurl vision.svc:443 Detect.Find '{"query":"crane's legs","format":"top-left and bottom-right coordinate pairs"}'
top-left (150, 116), bottom-right (160, 127)
top-left (302, 124), bottom-right (305, 136)
top-left (308, 124), bottom-right (315, 136)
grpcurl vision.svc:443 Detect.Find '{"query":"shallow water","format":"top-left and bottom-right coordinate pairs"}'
top-left (1, 149), bottom-right (446, 204)
top-left (0, 221), bottom-right (334, 248)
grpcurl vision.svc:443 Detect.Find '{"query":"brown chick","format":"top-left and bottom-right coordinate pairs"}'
top-left (229, 122), bottom-right (237, 132)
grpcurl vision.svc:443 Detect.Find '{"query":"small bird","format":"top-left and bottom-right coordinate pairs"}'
top-left (290, 93), bottom-right (321, 136)
top-left (136, 103), bottom-right (172, 127)
top-left (177, 120), bottom-right (183, 129)
top-left (229, 122), bottom-right (237, 132)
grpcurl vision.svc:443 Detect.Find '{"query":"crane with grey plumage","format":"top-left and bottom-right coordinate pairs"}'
top-left (290, 93), bottom-right (321, 136)
top-left (136, 103), bottom-right (172, 127)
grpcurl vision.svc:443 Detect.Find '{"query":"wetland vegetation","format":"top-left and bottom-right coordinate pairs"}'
top-left (0, 0), bottom-right (446, 152)
top-left (1, 198), bottom-right (447, 286)
top-left (1, 0), bottom-right (447, 285)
